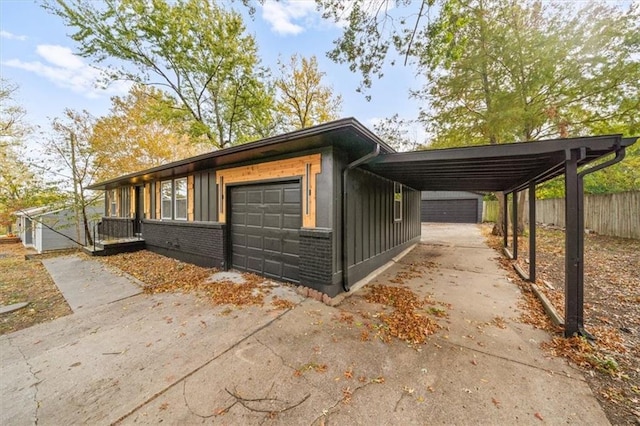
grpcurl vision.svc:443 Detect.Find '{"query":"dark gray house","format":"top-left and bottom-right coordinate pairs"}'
top-left (420, 191), bottom-right (483, 223)
top-left (89, 118), bottom-right (421, 297)
top-left (89, 118), bottom-right (637, 336)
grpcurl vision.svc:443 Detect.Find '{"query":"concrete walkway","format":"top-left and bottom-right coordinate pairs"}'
top-left (0, 224), bottom-right (610, 425)
top-left (42, 255), bottom-right (143, 312)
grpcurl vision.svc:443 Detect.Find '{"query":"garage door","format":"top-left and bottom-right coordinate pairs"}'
top-left (421, 199), bottom-right (478, 223)
top-left (230, 181), bottom-right (301, 283)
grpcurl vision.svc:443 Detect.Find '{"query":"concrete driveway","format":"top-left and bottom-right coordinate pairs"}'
top-left (0, 224), bottom-right (609, 425)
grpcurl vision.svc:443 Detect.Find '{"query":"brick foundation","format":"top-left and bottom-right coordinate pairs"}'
top-left (142, 220), bottom-right (226, 268)
top-left (299, 228), bottom-right (338, 296)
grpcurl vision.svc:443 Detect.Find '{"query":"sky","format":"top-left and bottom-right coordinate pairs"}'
top-left (0, 0), bottom-right (425, 149)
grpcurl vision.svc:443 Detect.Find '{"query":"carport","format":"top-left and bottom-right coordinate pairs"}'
top-left (363, 134), bottom-right (638, 337)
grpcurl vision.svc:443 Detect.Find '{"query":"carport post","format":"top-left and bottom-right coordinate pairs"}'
top-left (512, 191), bottom-right (518, 260)
top-left (564, 148), bottom-right (584, 337)
top-left (503, 193), bottom-right (508, 248)
top-left (528, 183), bottom-right (536, 282)
top-left (576, 175), bottom-right (585, 329)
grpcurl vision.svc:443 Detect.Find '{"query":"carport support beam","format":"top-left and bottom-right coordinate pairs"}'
top-left (503, 193), bottom-right (508, 248)
top-left (512, 191), bottom-right (518, 260)
top-left (529, 183), bottom-right (536, 282)
top-left (564, 148), bottom-right (584, 337)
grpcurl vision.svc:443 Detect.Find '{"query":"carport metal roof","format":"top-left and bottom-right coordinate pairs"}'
top-left (363, 135), bottom-right (637, 193)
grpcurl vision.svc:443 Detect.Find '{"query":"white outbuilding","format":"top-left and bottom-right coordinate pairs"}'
top-left (15, 204), bottom-right (103, 253)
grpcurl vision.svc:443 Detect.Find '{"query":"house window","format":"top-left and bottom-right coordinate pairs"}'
top-left (109, 189), bottom-right (117, 217)
top-left (174, 178), bottom-right (187, 220)
top-left (393, 182), bottom-right (402, 222)
top-left (161, 181), bottom-right (172, 220)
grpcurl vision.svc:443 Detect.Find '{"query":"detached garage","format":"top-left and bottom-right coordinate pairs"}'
top-left (421, 191), bottom-right (483, 223)
top-left (15, 204), bottom-right (103, 253)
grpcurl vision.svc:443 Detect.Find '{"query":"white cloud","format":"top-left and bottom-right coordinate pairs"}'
top-left (3, 45), bottom-right (130, 98)
top-left (262, 0), bottom-right (317, 35)
top-left (1, 30), bottom-right (27, 41)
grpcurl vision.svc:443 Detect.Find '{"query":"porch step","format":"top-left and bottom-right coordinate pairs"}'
top-left (83, 239), bottom-right (145, 257)
top-left (82, 245), bottom-right (105, 256)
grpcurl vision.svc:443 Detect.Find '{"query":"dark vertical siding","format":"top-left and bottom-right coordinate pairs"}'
top-left (193, 171), bottom-right (217, 222)
top-left (332, 150), bottom-right (346, 278)
top-left (208, 173), bottom-right (217, 221)
top-left (345, 168), bottom-right (421, 284)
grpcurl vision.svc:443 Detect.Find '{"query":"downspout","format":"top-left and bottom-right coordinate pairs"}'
top-left (342, 144), bottom-right (381, 292)
top-left (574, 145), bottom-right (626, 338)
top-left (578, 146), bottom-right (626, 179)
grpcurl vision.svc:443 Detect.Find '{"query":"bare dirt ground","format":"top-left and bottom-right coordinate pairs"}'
top-left (0, 243), bottom-right (72, 335)
top-left (486, 224), bottom-right (640, 425)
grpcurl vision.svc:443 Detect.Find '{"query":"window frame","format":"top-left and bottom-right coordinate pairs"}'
top-left (393, 182), bottom-right (403, 222)
top-left (160, 180), bottom-right (173, 220)
top-left (173, 177), bottom-right (188, 221)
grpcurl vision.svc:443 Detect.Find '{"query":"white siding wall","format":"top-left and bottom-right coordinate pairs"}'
top-left (32, 205), bottom-right (103, 253)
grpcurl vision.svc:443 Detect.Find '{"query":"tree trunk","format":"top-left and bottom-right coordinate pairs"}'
top-left (82, 202), bottom-right (93, 246)
top-left (69, 132), bottom-right (82, 243)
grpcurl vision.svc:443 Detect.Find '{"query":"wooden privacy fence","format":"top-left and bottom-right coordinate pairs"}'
top-left (482, 201), bottom-right (499, 223)
top-left (482, 191), bottom-right (640, 239)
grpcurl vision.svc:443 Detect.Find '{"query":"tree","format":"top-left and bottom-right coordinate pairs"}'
top-left (45, 0), bottom-right (276, 149)
top-left (91, 84), bottom-right (210, 181)
top-left (322, 0), bottom-right (640, 234)
top-left (372, 114), bottom-right (422, 152)
top-left (274, 54), bottom-right (342, 131)
top-left (417, 1), bottom-right (640, 147)
top-left (0, 79), bottom-right (28, 143)
top-left (45, 109), bottom-right (102, 245)
top-left (538, 122), bottom-right (640, 199)
top-left (0, 80), bottom-right (61, 232)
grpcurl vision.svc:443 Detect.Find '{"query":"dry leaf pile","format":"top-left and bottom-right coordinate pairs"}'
top-left (366, 284), bottom-right (441, 345)
top-left (99, 250), bottom-right (213, 294)
top-left (99, 251), bottom-right (290, 308)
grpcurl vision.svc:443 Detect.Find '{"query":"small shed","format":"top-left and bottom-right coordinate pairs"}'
top-left (420, 191), bottom-right (483, 223)
top-left (15, 205), bottom-right (102, 253)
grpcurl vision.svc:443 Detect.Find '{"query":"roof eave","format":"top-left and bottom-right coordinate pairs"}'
top-left (88, 117), bottom-right (395, 191)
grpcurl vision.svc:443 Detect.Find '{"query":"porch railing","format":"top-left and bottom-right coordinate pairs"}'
top-left (96, 217), bottom-right (142, 244)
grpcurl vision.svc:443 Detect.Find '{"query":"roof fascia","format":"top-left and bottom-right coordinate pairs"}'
top-left (370, 135), bottom-right (624, 165)
top-left (88, 117), bottom-right (393, 190)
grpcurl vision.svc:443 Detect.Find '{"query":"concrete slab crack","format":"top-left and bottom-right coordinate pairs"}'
top-left (253, 336), bottom-right (296, 373)
top-left (8, 336), bottom-right (41, 425)
top-left (111, 307), bottom-right (294, 425)
top-left (434, 337), bottom-right (583, 380)
top-left (310, 380), bottom-right (381, 425)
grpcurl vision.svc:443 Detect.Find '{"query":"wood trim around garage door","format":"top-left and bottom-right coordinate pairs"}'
top-left (216, 153), bottom-right (322, 228)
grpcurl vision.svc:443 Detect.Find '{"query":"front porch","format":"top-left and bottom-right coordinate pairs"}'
top-left (83, 217), bottom-right (145, 256)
